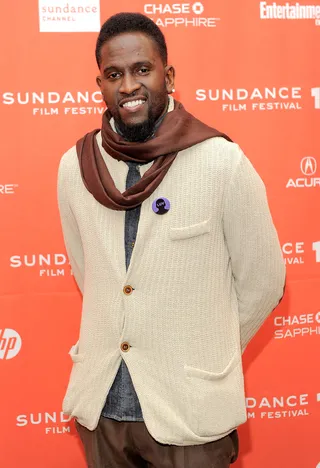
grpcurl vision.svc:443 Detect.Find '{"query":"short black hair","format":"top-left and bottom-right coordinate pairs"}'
top-left (95, 12), bottom-right (168, 68)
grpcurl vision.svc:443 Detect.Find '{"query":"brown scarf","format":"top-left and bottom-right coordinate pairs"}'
top-left (76, 99), bottom-right (232, 211)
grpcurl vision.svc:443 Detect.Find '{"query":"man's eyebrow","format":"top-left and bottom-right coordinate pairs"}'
top-left (132, 61), bottom-right (154, 68)
top-left (103, 61), bottom-right (154, 74)
top-left (103, 66), bottom-right (118, 74)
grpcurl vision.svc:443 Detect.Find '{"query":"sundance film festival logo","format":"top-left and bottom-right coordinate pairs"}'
top-left (286, 157), bottom-right (320, 188)
top-left (313, 241), bottom-right (320, 263)
top-left (10, 253), bottom-right (72, 278)
top-left (281, 241), bottom-right (320, 265)
top-left (16, 411), bottom-right (72, 435)
top-left (246, 393), bottom-right (314, 419)
top-left (144, 2), bottom-right (220, 27)
top-left (196, 86), bottom-right (303, 111)
top-left (274, 311), bottom-right (320, 339)
top-left (39, 0), bottom-right (100, 32)
top-left (312, 88), bottom-right (320, 108)
top-left (1, 90), bottom-right (104, 116)
top-left (260, 2), bottom-right (320, 27)
top-left (0, 329), bottom-right (22, 360)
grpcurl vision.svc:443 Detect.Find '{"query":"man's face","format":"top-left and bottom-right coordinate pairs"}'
top-left (96, 32), bottom-right (175, 141)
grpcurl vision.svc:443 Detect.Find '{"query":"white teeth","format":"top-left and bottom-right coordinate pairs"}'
top-left (123, 100), bottom-right (145, 108)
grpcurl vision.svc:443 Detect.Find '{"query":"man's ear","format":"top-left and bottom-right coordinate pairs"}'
top-left (96, 76), bottom-right (102, 88)
top-left (165, 65), bottom-right (175, 94)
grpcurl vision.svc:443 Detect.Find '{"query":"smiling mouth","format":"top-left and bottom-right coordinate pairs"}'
top-left (120, 99), bottom-right (147, 113)
top-left (122, 99), bottom-right (145, 108)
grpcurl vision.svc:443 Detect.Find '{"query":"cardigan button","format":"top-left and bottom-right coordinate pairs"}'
top-left (121, 342), bottom-right (130, 352)
top-left (123, 285), bottom-right (133, 295)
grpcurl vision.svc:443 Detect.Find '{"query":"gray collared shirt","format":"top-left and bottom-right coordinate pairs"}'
top-left (101, 161), bottom-right (144, 421)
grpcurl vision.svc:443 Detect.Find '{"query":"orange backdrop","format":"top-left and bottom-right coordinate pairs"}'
top-left (1, 1), bottom-right (319, 467)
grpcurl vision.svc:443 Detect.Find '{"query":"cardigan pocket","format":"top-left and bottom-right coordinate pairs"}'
top-left (63, 341), bottom-right (87, 416)
top-left (69, 341), bottom-right (85, 363)
top-left (170, 218), bottom-right (211, 240)
top-left (184, 352), bottom-right (239, 381)
top-left (184, 352), bottom-right (246, 437)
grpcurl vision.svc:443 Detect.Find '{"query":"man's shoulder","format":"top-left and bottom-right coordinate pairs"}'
top-left (192, 135), bottom-right (243, 166)
top-left (58, 143), bottom-right (79, 183)
top-left (60, 143), bottom-right (76, 160)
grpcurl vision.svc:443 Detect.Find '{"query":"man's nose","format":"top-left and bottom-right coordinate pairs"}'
top-left (119, 73), bottom-right (141, 95)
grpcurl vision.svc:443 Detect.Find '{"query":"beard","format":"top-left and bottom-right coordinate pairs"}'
top-left (115, 105), bottom-right (158, 142)
top-left (111, 85), bottom-right (168, 142)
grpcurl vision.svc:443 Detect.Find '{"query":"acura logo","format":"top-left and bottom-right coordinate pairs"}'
top-left (300, 157), bottom-right (317, 176)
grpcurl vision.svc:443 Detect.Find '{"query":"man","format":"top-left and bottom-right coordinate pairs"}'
top-left (57, 12), bottom-right (285, 468)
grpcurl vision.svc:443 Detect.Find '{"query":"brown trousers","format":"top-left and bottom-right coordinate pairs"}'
top-left (75, 418), bottom-right (239, 468)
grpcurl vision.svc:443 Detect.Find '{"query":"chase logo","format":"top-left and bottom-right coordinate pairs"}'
top-left (192, 2), bottom-right (204, 14)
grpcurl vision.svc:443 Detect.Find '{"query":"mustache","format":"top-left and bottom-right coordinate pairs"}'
top-left (118, 92), bottom-right (148, 103)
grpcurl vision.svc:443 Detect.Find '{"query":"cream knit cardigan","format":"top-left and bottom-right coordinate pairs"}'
top-left (57, 129), bottom-right (285, 445)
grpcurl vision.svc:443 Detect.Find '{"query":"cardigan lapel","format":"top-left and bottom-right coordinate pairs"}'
top-left (96, 131), bottom-right (154, 281)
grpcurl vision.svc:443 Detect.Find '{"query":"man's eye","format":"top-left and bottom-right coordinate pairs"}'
top-left (138, 67), bottom-right (149, 74)
top-left (108, 72), bottom-right (120, 80)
